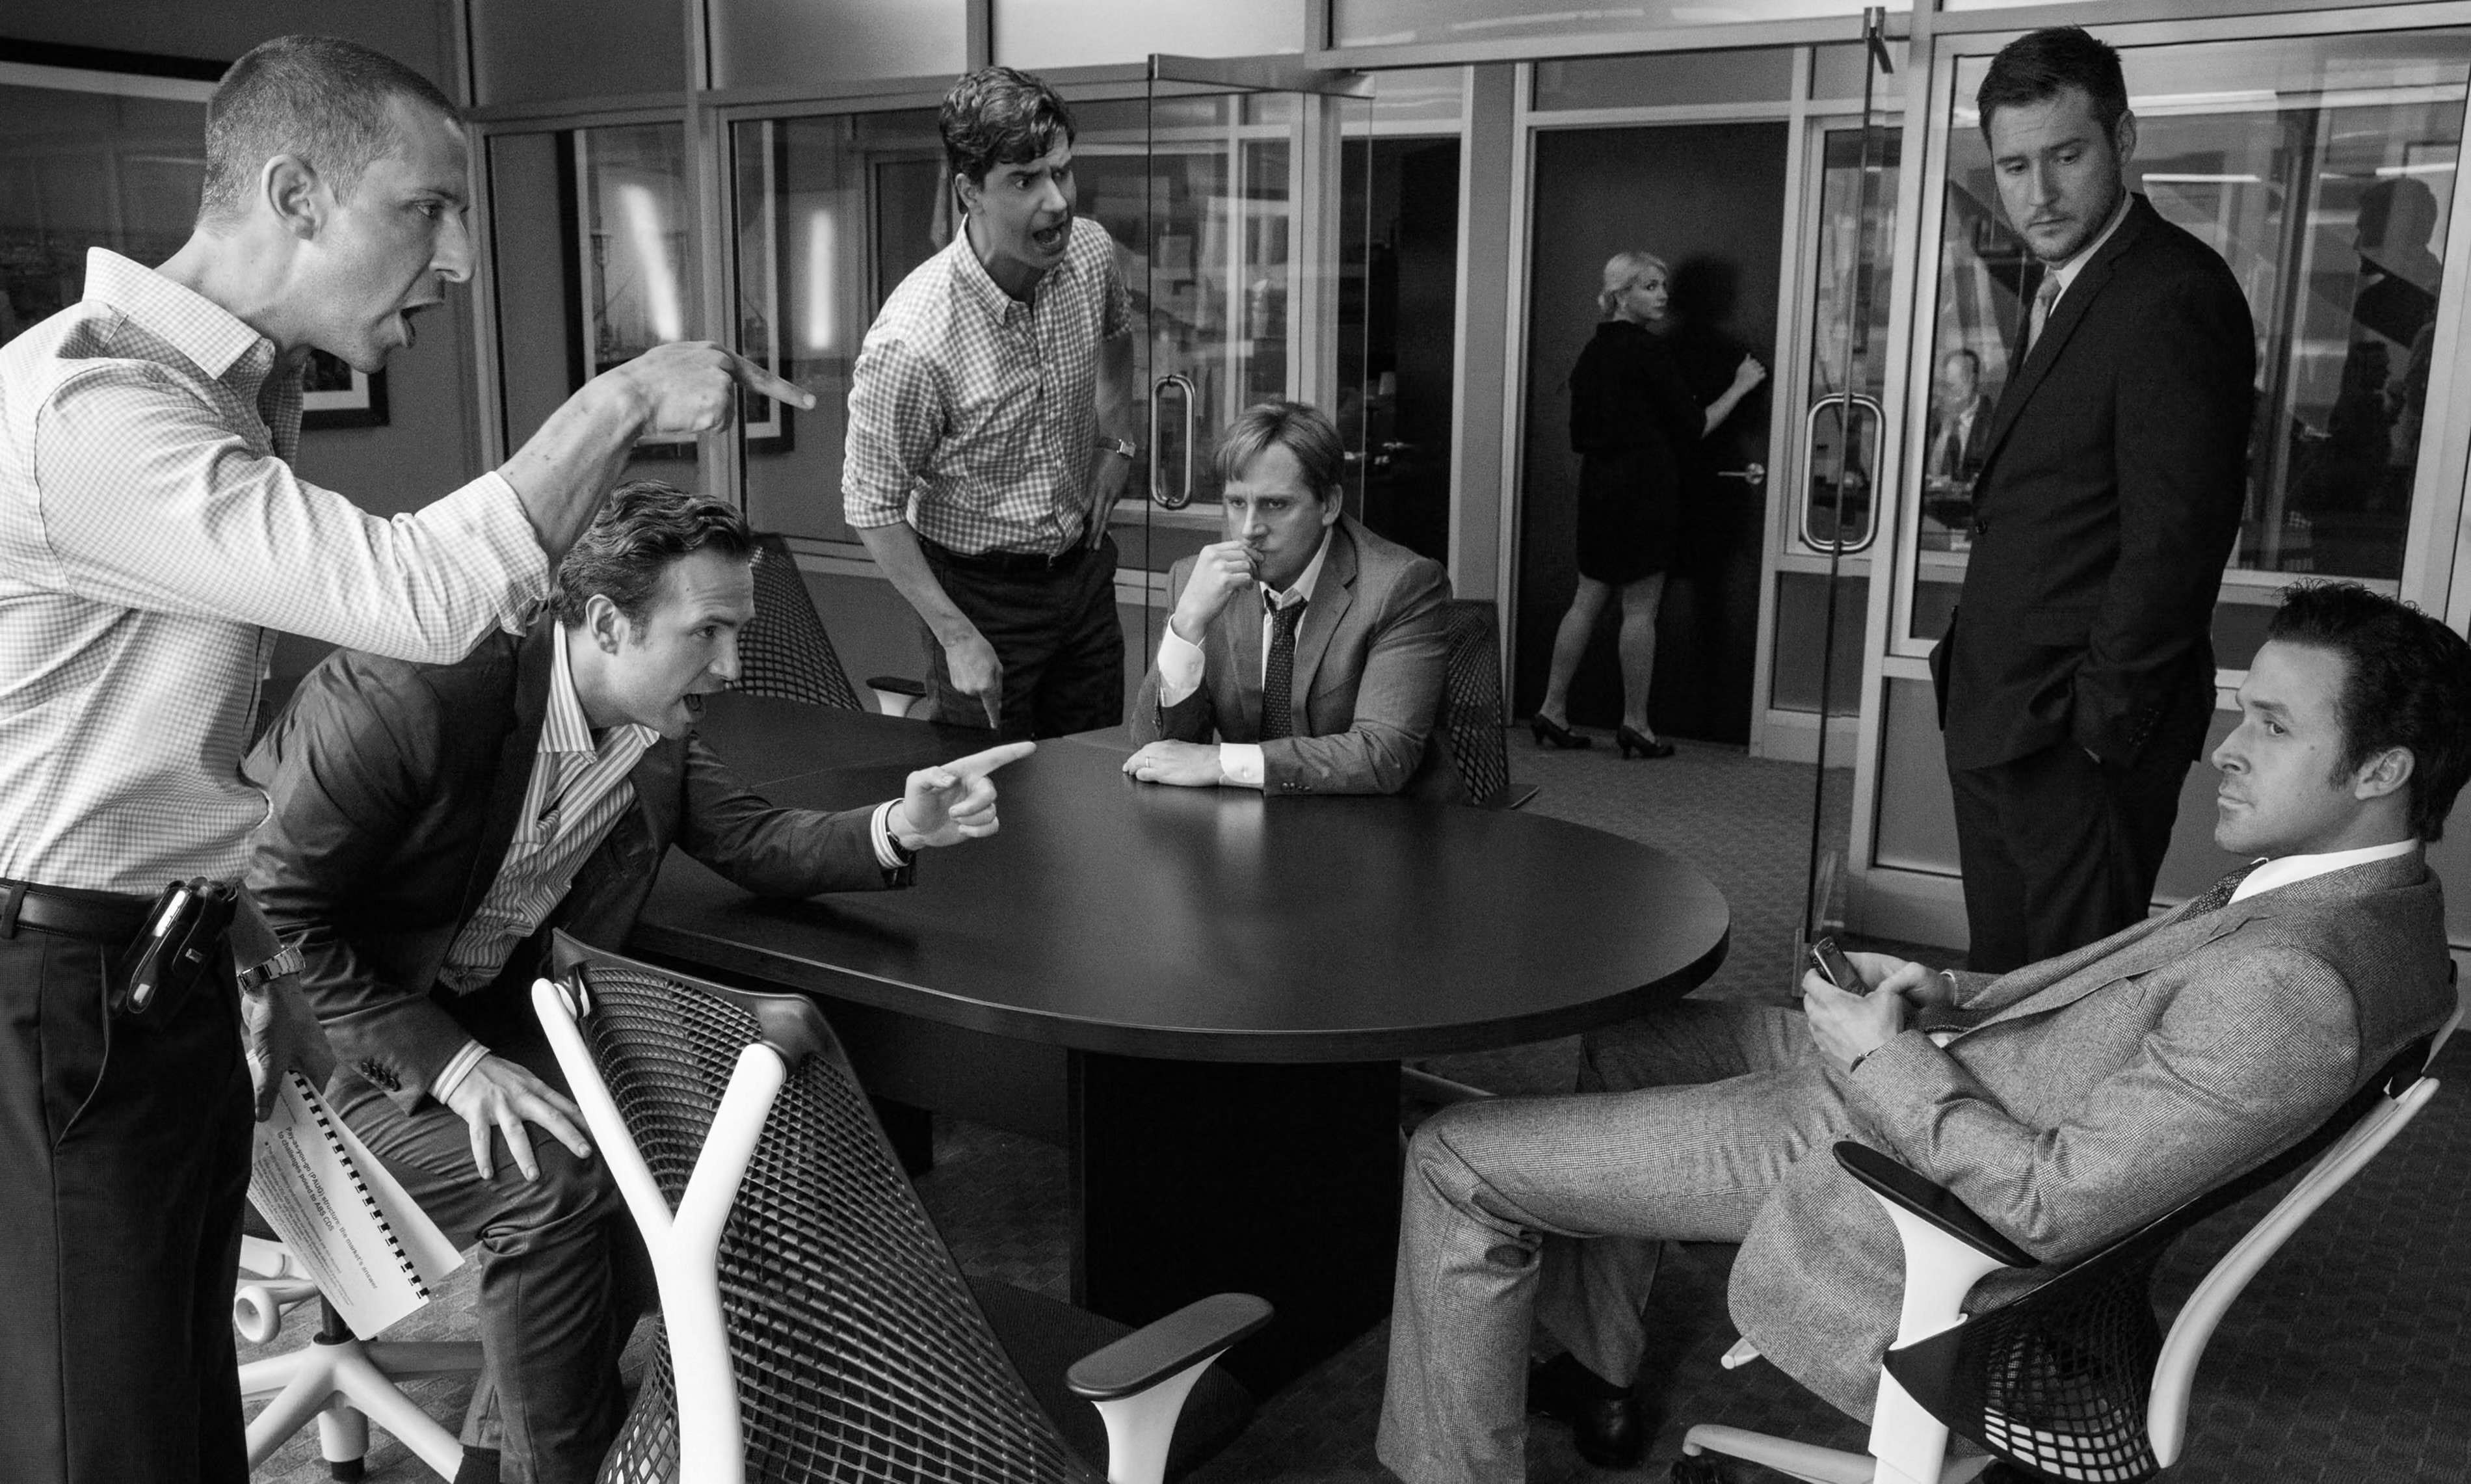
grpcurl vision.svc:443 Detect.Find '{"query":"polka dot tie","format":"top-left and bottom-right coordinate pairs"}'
top-left (1262, 596), bottom-right (1304, 741)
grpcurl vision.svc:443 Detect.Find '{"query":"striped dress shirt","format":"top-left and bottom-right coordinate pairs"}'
top-left (0, 250), bottom-right (549, 894)
top-left (438, 625), bottom-right (659, 996)
top-left (843, 216), bottom-right (1130, 557)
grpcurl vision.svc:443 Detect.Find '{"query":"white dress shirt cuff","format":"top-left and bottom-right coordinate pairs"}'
top-left (1220, 743), bottom-right (1265, 789)
top-left (1156, 618), bottom-right (1207, 708)
top-left (430, 1039), bottom-right (490, 1106)
top-left (871, 800), bottom-right (914, 869)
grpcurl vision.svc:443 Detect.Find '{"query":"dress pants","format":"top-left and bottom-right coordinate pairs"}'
top-left (1948, 737), bottom-right (2193, 974)
top-left (330, 1027), bottom-right (653, 1484)
top-left (1377, 1001), bottom-right (1851, 1484)
top-left (0, 923), bottom-right (253, 1484)
top-left (921, 533), bottom-right (1125, 739)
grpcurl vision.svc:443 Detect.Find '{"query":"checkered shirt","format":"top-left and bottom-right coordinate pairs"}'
top-left (438, 624), bottom-right (657, 994)
top-left (843, 216), bottom-right (1130, 557)
top-left (0, 249), bottom-right (551, 894)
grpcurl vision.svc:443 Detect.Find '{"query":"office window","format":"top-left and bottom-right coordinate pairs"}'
top-left (1909, 30), bottom-right (2471, 659)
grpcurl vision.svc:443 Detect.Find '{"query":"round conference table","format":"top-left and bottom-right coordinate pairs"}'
top-left (633, 694), bottom-right (1730, 1390)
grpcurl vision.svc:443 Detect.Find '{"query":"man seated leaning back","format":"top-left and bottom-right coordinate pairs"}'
top-left (242, 480), bottom-right (1027, 1484)
top-left (1377, 581), bottom-right (2470, 1484)
top-left (1124, 397), bottom-right (1462, 800)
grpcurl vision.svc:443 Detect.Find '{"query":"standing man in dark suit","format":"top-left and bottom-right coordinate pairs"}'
top-left (243, 483), bottom-right (1024, 1484)
top-left (1933, 27), bottom-right (2257, 971)
top-left (1123, 399), bottom-right (1462, 801)
top-left (1923, 349), bottom-right (1994, 494)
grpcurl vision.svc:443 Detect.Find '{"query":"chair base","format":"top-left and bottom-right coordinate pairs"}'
top-left (1678, 1426), bottom-right (1993, 1484)
top-left (241, 1335), bottom-right (484, 1481)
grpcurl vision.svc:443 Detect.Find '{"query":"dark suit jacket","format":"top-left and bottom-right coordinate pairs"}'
top-left (1130, 517), bottom-right (1462, 801)
top-left (1935, 195), bottom-right (2256, 771)
top-left (243, 622), bottom-right (906, 1115)
top-left (1923, 393), bottom-right (1994, 486)
top-left (1730, 852), bottom-right (2453, 1419)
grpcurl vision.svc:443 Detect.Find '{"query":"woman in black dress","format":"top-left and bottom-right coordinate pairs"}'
top-left (1533, 250), bottom-right (1764, 758)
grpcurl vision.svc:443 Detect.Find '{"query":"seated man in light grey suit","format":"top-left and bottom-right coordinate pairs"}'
top-left (1379, 581), bottom-right (2471, 1484)
top-left (1122, 398), bottom-right (1462, 801)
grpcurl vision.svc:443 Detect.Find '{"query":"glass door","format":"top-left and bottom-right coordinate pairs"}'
top-left (1109, 60), bottom-right (1375, 665)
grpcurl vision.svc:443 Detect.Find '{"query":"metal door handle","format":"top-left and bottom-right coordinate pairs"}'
top-left (1715, 462), bottom-right (1765, 487)
top-left (1148, 375), bottom-right (1196, 509)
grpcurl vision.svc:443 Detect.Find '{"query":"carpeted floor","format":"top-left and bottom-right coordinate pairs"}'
top-left (243, 727), bottom-right (2471, 1483)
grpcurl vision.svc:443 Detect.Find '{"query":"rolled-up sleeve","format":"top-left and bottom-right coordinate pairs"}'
top-left (843, 336), bottom-right (944, 529)
top-left (36, 369), bottom-right (546, 663)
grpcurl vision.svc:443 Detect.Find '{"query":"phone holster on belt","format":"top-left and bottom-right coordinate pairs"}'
top-left (114, 877), bottom-right (239, 1021)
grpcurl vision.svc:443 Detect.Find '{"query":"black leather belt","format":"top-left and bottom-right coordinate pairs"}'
top-left (0, 879), bottom-right (156, 943)
top-left (921, 535), bottom-right (1088, 575)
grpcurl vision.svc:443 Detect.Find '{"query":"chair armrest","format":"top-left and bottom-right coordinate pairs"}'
top-left (1834, 1141), bottom-right (2036, 1270)
top-left (1066, 1293), bottom-right (1272, 1401)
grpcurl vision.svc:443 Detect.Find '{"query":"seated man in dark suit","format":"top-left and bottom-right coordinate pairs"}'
top-left (1123, 398), bottom-right (1460, 800)
top-left (243, 481), bottom-right (1026, 1484)
top-left (1378, 582), bottom-right (2470, 1483)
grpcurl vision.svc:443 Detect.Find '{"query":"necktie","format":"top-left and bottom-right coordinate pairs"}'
top-left (2022, 275), bottom-right (2061, 360)
top-left (2182, 862), bottom-right (2260, 919)
top-left (1261, 595), bottom-right (1304, 741)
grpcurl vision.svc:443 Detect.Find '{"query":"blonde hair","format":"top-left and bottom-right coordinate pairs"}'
top-left (1598, 250), bottom-right (1669, 317)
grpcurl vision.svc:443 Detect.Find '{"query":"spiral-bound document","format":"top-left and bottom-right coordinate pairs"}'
top-left (248, 1070), bottom-right (464, 1335)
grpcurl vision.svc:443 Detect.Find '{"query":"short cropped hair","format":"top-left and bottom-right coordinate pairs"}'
top-left (941, 66), bottom-right (1077, 185)
top-left (1976, 27), bottom-right (2130, 140)
top-left (2264, 582), bottom-right (2471, 841)
top-left (1598, 250), bottom-right (1669, 317)
top-left (554, 481), bottom-right (756, 629)
top-left (1215, 400), bottom-right (1346, 503)
top-left (200, 35), bottom-right (462, 224)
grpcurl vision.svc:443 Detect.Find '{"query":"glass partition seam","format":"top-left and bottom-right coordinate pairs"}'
top-left (2398, 79), bottom-right (2471, 605)
top-left (1490, 62), bottom-right (1539, 646)
top-left (1747, 49), bottom-right (1821, 763)
top-left (1521, 102), bottom-right (1801, 127)
top-left (469, 93), bottom-right (693, 126)
top-left (1307, 16), bottom-right (1896, 73)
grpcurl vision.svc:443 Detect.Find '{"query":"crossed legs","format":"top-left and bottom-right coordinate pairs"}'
top-left (1377, 1001), bottom-right (1847, 1484)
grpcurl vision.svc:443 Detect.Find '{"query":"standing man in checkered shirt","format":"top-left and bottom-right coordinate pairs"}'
top-left (0, 36), bottom-right (808, 1484)
top-left (845, 66), bottom-right (1141, 738)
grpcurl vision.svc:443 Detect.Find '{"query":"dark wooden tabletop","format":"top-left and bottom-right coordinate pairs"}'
top-left (637, 694), bottom-right (1730, 1063)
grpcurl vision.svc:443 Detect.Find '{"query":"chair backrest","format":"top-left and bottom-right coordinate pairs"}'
top-left (552, 934), bottom-right (1094, 1484)
top-left (1439, 599), bottom-right (1513, 807)
top-left (1884, 1033), bottom-right (2440, 1483)
top-left (735, 533), bottom-right (866, 711)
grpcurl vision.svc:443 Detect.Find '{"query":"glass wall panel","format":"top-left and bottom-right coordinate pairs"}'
top-left (728, 109), bottom-right (945, 544)
top-left (471, 0), bottom-right (683, 107)
top-left (1334, 0), bottom-right (1905, 51)
top-left (992, 0), bottom-right (1308, 72)
top-left (1909, 29), bottom-right (2471, 644)
top-left (1533, 49), bottom-right (1795, 113)
top-left (711, 0), bottom-right (967, 91)
top-left (490, 123), bottom-right (698, 486)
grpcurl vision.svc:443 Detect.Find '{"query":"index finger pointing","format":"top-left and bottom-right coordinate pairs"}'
top-left (944, 740), bottom-right (1036, 781)
top-left (726, 350), bottom-right (817, 410)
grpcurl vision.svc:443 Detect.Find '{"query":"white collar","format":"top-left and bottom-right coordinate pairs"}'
top-left (1262, 525), bottom-right (1334, 611)
top-left (2044, 190), bottom-right (2134, 300)
top-left (2230, 838), bottom-right (2418, 905)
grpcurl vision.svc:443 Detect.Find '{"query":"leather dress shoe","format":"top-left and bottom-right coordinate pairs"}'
top-left (1526, 1353), bottom-right (1645, 1468)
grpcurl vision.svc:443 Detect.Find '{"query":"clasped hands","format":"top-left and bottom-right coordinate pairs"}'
top-left (1799, 949), bottom-right (1958, 1072)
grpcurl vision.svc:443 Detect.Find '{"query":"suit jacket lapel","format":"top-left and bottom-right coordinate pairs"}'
top-left (1290, 521), bottom-right (1357, 719)
top-left (1979, 195), bottom-right (2156, 475)
top-left (453, 620), bottom-right (557, 925)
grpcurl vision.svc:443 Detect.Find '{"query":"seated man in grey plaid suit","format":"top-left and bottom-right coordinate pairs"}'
top-left (1378, 581), bottom-right (2471, 1484)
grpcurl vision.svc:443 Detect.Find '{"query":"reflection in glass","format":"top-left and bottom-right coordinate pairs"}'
top-left (1803, 127), bottom-right (1901, 555)
top-left (576, 124), bottom-right (697, 476)
top-left (0, 83), bottom-right (205, 349)
top-left (1914, 31), bottom-right (2471, 644)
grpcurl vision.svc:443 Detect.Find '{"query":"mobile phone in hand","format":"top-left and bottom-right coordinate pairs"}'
top-left (1808, 935), bottom-right (1861, 993)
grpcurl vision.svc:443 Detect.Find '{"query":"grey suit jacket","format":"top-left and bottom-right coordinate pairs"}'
top-left (1130, 516), bottom-right (1463, 802)
top-left (1730, 852), bottom-right (2453, 1419)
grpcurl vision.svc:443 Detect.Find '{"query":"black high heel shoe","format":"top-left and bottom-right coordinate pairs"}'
top-left (1530, 713), bottom-right (1592, 750)
top-left (1616, 725), bottom-right (1676, 760)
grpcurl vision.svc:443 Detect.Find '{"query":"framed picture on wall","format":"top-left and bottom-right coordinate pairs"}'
top-left (300, 350), bottom-right (389, 429)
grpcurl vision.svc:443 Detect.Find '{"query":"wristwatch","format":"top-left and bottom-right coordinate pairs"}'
top-left (1096, 435), bottom-right (1138, 462)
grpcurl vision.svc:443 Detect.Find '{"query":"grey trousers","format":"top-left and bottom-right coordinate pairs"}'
top-left (1377, 1000), bottom-right (1853, 1484)
top-left (330, 1031), bottom-right (654, 1484)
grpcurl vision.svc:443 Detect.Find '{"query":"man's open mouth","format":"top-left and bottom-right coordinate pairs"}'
top-left (1031, 220), bottom-right (1069, 252)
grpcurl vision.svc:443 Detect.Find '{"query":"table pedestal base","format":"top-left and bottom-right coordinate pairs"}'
top-left (1068, 1053), bottom-right (1402, 1396)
